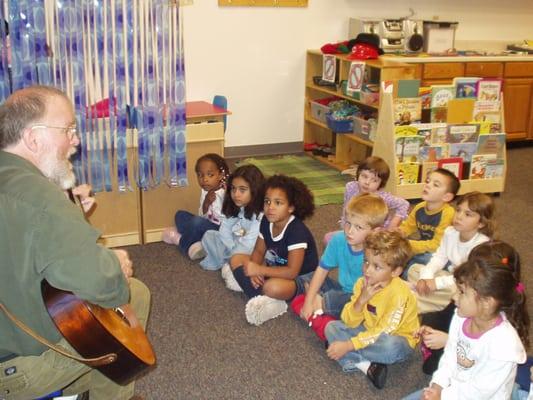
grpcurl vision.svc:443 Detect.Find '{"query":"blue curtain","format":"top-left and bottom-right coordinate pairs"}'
top-left (0, 0), bottom-right (187, 192)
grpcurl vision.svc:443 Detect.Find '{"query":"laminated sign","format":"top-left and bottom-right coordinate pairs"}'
top-left (347, 62), bottom-right (365, 92)
top-left (322, 55), bottom-right (336, 83)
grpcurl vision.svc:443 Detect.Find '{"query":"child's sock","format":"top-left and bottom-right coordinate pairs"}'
top-left (355, 360), bottom-right (371, 374)
top-left (232, 266), bottom-right (262, 298)
top-left (309, 313), bottom-right (337, 342)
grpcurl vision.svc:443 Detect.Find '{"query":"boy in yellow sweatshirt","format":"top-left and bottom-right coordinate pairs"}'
top-left (399, 168), bottom-right (460, 277)
top-left (324, 230), bottom-right (419, 390)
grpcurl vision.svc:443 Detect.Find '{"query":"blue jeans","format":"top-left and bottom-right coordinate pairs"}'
top-left (295, 272), bottom-right (352, 318)
top-left (325, 321), bottom-right (414, 372)
top-left (402, 252), bottom-right (433, 279)
top-left (401, 389), bottom-right (424, 400)
top-left (175, 210), bottom-right (219, 254)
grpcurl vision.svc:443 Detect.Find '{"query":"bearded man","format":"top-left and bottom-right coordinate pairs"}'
top-left (0, 85), bottom-right (149, 400)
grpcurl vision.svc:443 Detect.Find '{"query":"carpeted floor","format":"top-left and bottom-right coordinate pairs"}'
top-left (236, 154), bottom-right (351, 206)
top-left (129, 146), bottom-right (533, 400)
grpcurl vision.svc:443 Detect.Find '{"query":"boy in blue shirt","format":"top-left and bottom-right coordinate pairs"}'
top-left (291, 193), bottom-right (388, 340)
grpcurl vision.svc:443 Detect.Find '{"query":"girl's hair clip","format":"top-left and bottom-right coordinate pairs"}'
top-left (501, 257), bottom-right (509, 265)
top-left (516, 282), bottom-right (525, 294)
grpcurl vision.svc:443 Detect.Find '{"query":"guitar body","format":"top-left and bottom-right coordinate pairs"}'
top-left (42, 281), bottom-right (156, 385)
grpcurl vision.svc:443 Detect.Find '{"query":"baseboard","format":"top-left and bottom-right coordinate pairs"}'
top-left (224, 142), bottom-right (303, 159)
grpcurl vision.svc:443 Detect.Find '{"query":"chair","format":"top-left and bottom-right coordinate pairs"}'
top-left (212, 95), bottom-right (228, 133)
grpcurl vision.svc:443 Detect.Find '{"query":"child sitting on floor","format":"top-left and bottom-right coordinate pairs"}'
top-left (324, 156), bottom-right (409, 244)
top-left (399, 168), bottom-right (460, 277)
top-left (290, 193), bottom-right (389, 341)
top-left (224, 175), bottom-right (318, 326)
top-left (403, 246), bottom-right (529, 400)
top-left (201, 165), bottom-right (264, 271)
top-left (162, 153), bottom-right (229, 260)
top-left (409, 191), bottom-right (495, 314)
top-left (324, 230), bottom-right (418, 390)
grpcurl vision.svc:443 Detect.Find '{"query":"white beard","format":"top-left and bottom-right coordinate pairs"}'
top-left (39, 146), bottom-right (77, 190)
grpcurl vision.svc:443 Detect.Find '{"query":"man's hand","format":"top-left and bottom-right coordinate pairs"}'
top-left (326, 340), bottom-right (354, 361)
top-left (113, 249), bottom-right (133, 279)
top-left (71, 184), bottom-right (96, 213)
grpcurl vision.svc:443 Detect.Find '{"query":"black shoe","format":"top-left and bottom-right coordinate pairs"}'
top-left (367, 362), bottom-right (388, 389)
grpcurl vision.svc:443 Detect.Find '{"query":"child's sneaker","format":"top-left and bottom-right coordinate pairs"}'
top-left (188, 241), bottom-right (205, 260)
top-left (245, 295), bottom-right (287, 326)
top-left (366, 362), bottom-right (388, 389)
top-left (162, 227), bottom-right (181, 245)
top-left (221, 263), bottom-right (243, 292)
top-left (309, 313), bottom-right (336, 341)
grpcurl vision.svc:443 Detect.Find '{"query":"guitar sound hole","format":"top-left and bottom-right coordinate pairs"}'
top-left (114, 307), bottom-right (131, 327)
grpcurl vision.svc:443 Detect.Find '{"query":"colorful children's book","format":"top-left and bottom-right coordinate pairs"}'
top-left (395, 136), bottom-right (425, 163)
top-left (396, 163), bottom-right (420, 185)
top-left (419, 86), bottom-right (432, 109)
top-left (446, 124), bottom-right (480, 144)
top-left (411, 123), bottom-right (448, 145)
top-left (476, 133), bottom-right (506, 158)
top-left (419, 146), bottom-right (445, 162)
top-left (476, 78), bottom-right (503, 101)
top-left (394, 98), bottom-right (422, 124)
top-left (394, 125), bottom-right (418, 137)
top-left (447, 98), bottom-right (476, 124)
top-left (472, 100), bottom-right (501, 122)
top-left (398, 79), bottom-right (421, 98)
top-left (484, 158), bottom-right (505, 179)
top-left (449, 142), bottom-right (478, 162)
top-left (470, 153), bottom-right (497, 179)
top-left (421, 161), bottom-right (439, 183)
top-left (453, 77), bottom-right (481, 99)
top-left (431, 85), bottom-right (455, 108)
top-left (431, 107), bottom-right (448, 123)
top-left (438, 157), bottom-right (464, 180)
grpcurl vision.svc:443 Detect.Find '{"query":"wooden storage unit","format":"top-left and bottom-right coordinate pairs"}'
top-left (304, 50), bottom-right (416, 170)
top-left (406, 57), bottom-right (533, 142)
top-left (372, 92), bottom-right (506, 199)
top-left (87, 102), bottom-right (228, 247)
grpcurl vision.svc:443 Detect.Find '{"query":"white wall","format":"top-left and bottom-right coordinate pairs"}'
top-left (183, 0), bottom-right (533, 149)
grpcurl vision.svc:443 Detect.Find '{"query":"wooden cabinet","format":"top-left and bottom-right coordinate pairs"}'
top-left (502, 79), bottom-right (533, 141)
top-left (303, 50), bottom-right (415, 170)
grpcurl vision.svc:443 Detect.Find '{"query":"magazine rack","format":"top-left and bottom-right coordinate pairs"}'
top-left (372, 91), bottom-right (506, 199)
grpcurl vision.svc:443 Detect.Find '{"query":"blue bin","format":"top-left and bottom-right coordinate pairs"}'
top-left (326, 113), bottom-right (354, 133)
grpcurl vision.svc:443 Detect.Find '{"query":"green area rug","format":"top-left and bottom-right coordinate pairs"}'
top-left (238, 155), bottom-right (350, 206)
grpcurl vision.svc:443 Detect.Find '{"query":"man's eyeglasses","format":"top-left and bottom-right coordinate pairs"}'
top-left (30, 124), bottom-right (78, 140)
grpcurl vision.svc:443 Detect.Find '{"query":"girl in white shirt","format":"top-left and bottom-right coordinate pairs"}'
top-left (408, 191), bottom-right (495, 313)
top-left (403, 247), bottom-right (529, 400)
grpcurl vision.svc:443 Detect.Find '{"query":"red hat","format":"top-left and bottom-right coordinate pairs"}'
top-left (347, 42), bottom-right (380, 60)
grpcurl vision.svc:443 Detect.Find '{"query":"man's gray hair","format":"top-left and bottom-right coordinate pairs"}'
top-left (0, 85), bottom-right (69, 150)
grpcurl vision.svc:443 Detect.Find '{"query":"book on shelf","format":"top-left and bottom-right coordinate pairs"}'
top-left (419, 145), bottom-right (446, 162)
top-left (453, 77), bottom-right (481, 99)
top-left (431, 107), bottom-right (447, 123)
top-left (438, 157), bottom-right (464, 180)
top-left (394, 125), bottom-right (418, 137)
top-left (446, 124), bottom-right (480, 143)
top-left (472, 100), bottom-right (501, 121)
top-left (484, 158), bottom-right (505, 179)
top-left (476, 133), bottom-right (506, 158)
top-left (470, 153), bottom-right (498, 179)
top-left (395, 136), bottom-right (425, 163)
top-left (449, 142), bottom-right (478, 162)
top-left (447, 98), bottom-right (476, 124)
top-left (419, 86), bottom-right (432, 109)
top-left (431, 85), bottom-right (455, 108)
top-left (421, 161), bottom-right (439, 182)
top-left (396, 162), bottom-right (420, 185)
top-left (476, 78), bottom-right (503, 102)
top-left (394, 98), bottom-right (422, 125)
top-left (398, 79), bottom-right (421, 98)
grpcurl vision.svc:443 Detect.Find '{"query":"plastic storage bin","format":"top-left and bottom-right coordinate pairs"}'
top-left (326, 113), bottom-right (354, 133)
top-left (309, 97), bottom-right (339, 123)
top-left (353, 116), bottom-right (377, 141)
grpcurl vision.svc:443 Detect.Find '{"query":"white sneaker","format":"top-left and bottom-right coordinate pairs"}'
top-left (188, 241), bottom-right (206, 260)
top-left (221, 263), bottom-right (243, 292)
top-left (245, 295), bottom-right (287, 326)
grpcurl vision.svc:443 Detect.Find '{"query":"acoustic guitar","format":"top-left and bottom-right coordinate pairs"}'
top-left (42, 280), bottom-right (156, 385)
